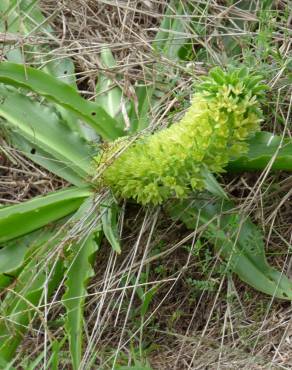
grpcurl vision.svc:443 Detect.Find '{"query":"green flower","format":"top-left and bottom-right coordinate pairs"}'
top-left (94, 67), bottom-right (267, 205)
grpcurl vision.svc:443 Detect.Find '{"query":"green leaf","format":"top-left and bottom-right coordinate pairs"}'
top-left (202, 168), bottom-right (228, 199)
top-left (168, 196), bottom-right (292, 300)
top-left (0, 0), bottom-right (54, 63)
top-left (153, 1), bottom-right (188, 60)
top-left (228, 131), bottom-right (292, 172)
top-left (101, 195), bottom-right (121, 254)
top-left (0, 62), bottom-right (125, 140)
top-left (63, 233), bottom-right (100, 370)
top-left (9, 133), bottom-right (86, 187)
top-left (44, 58), bottom-right (85, 137)
top-left (0, 88), bottom-right (93, 180)
top-left (0, 227), bottom-right (64, 363)
top-left (0, 0), bottom-right (84, 137)
top-left (0, 227), bottom-right (60, 274)
top-left (0, 187), bottom-right (92, 243)
top-left (49, 338), bottom-right (66, 370)
top-left (0, 258), bottom-right (64, 363)
top-left (45, 58), bottom-right (77, 88)
top-left (0, 243), bottom-right (27, 274)
top-left (128, 85), bottom-right (154, 133)
top-left (139, 287), bottom-right (157, 317)
top-left (62, 196), bottom-right (101, 370)
top-left (95, 48), bottom-right (123, 120)
top-left (0, 275), bottom-right (14, 292)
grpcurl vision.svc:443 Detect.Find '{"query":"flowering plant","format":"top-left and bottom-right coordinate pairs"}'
top-left (97, 67), bottom-right (266, 204)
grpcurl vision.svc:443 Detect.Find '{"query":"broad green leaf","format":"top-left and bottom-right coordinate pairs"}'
top-left (0, 0), bottom-right (84, 136)
top-left (10, 133), bottom-right (86, 187)
top-left (44, 58), bottom-right (85, 136)
top-left (153, 0), bottom-right (188, 60)
top-left (0, 0), bottom-right (53, 35)
top-left (63, 196), bottom-right (101, 370)
top-left (95, 48), bottom-right (123, 120)
top-left (0, 62), bottom-right (125, 140)
top-left (0, 187), bottom-right (92, 243)
top-left (128, 85), bottom-right (154, 133)
top-left (0, 259), bottom-right (64, 363)
top-left (0, 275), bottom-right (14, 291)
top-left (0, 88), bottom-right (94, 180)
top-left (0, 227), bottom-right (60, 274)
top-left (63, 234), bottom-right (100, 370)
top-left (0, 243), bottom-right (27, 274)
top-left (228, 131), bottom-right (292, 172)
top-left (45, 58), bottom-right (77, 88)
top-left (168, 196), bottom-right (292, 300)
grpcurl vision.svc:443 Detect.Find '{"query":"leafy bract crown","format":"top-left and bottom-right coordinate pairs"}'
top-left (94, 67), bottom-right (267, 205)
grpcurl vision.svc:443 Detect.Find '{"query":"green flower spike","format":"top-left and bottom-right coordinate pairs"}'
top-left (94, 67), bottom-right (267, 205)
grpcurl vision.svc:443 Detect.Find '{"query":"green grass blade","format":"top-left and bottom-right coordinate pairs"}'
top-left (63, 233), bottom-right (100, 370)
top-left (228, 131), bottom-right (292, 172)
top-left (0, 62), bottom-right (125, 140)
top-left (168, 197), bottom-right (292, 300)
top-left (0, 87), bottom-right (94, 179)
top-left (0, 187), bottom-right (92, 243)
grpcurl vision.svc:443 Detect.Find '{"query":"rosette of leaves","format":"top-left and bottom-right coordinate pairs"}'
top-left (0, 62), bottom-right (292, 368)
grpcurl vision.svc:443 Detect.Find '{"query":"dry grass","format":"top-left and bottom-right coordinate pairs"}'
top-left (1, 0), bottom-right (291, 369)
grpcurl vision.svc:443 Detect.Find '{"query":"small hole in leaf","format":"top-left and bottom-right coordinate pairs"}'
top-left (91, 112), bottom-right (96, 116)
top-left (64, 70), bottom-right (68, 74)
top-left (30, 148), bottom-right (36, 154)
